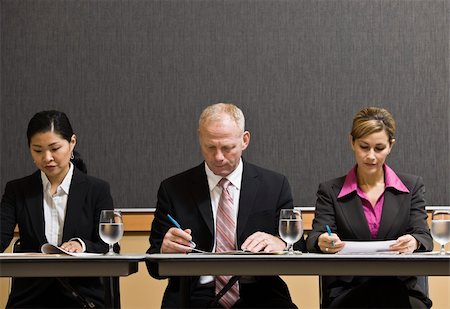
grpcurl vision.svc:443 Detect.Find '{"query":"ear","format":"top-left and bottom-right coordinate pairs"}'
top-left (388, 138), bottom-right (395, 153)
top-left (349, 134), bottom-right (355, 151)
top-left (70, 134), bottom-right (77, 150)
top-left (241, 131), bottom-right (251, 151)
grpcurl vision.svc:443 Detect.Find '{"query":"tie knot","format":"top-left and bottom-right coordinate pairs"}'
top-left (219, 178), bottom-right (231, 189)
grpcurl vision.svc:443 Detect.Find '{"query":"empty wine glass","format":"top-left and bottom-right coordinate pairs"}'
top-left (279, 208), bottom-right (303, 254)
top-left (431, 209), bottom-right (450, 255)
top-left (99, 209), bottom-right (124, 255)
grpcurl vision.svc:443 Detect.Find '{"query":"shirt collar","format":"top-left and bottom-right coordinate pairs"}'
top-left (204, 159), bottom-right (243, 191)
top-left (337, 164), bottom-right (409, 199)
top-left (384, 164), bottom-right (409, 193)
top-left (40, 162), bottom-right (74, 195)
top-left (337, 165), bottom-right (358, 199)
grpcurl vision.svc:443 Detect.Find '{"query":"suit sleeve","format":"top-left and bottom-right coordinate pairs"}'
top-left (408, 176), bottom-right (433, 251)
top-left (306, 182), bottom-right (336, 253)
top-left (0, 181), bottom-right (17, 252)
top-left (81, 180), bottom-right (115, 253)
top-left (146, 181), bottom-right (174, 279)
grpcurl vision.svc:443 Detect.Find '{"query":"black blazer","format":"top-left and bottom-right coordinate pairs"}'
top-left (146, 161), bottom-right (305, 307)
top-left (0, 168), bottom-right (114, 308)
top-left (306, 172), bottom-right (433, 307)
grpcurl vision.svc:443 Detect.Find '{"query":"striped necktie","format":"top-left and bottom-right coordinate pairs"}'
top-left (215, 178), bottom-right (239, 308)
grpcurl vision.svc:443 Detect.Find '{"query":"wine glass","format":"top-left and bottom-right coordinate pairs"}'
top-left (279, 208), bottom-right (303, 254)
top-left (431, 209), bottom-right (450, 255)
top-left (99, 210), bottom-right (124, 255)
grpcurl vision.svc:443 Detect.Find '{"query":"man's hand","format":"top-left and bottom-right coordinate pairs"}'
top-left (241, 231), bottom-right (286, 253)
top-left (161, 227), bottom-right (194, 253)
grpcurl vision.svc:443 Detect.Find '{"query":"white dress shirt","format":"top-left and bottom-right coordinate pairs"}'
top-left (41, 163), bottom-right (86, 251)
top-left (200, 159), bottom-right (243, 284)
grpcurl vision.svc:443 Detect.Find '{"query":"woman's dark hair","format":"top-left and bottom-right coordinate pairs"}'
top-left (27, 110), bottom-right (87, 173)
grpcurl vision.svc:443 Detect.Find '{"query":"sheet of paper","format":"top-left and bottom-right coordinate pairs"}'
top-left (337, 240), bottom-right (397, 254)
top-left (41, 243), bottom-right (102, 257)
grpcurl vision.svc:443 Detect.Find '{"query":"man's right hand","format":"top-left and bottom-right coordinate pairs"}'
top-left (161, 227), bottom-right (195, 253)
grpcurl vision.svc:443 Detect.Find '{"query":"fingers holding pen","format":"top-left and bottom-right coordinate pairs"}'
top-left (318, 232), bottom-right (344, 254)
top-left (161, 227), bottom-right (194, 253)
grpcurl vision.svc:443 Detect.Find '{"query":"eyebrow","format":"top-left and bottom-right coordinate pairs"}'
top-left (359, 141), bottom-right (387, 147)
top-left (31, 142), bottom-right (60, 148)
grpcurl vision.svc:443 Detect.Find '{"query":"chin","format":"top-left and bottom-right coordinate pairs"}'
top-left (215, 171), bottom-right (229, 177)
top-left (212, 169), bottom-right (230, 177)
top-left (363, 165), bottom-right (381, 173)
top-left (44, 168), bottom-right (60, 176)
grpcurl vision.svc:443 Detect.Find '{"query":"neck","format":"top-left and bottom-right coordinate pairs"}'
top-left (47, 166), bottom-right (70, 189)
top-left (356, 168), bottom-right (384, 188)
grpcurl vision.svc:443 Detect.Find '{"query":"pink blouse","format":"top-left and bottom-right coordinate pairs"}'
top-left (337, 164), bottom-right (409, 239)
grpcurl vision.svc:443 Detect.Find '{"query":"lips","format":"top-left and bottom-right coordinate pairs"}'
top-left (364, 163), bottom-right (377, 168)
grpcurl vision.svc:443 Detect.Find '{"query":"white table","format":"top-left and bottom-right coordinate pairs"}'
top-left (0, 253), bottom-right (146, 308)
top-left (0, 253), bottom-right (146, 277)
top-left (147, 252), bottom-right (450, 276)
top-left (147, 252), bottom-right (450, 307)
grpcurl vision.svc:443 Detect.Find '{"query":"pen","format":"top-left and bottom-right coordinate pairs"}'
top-left (167, 214), bottom-right (197, 248)
top-left (326, 224), bottom-right (334, 247)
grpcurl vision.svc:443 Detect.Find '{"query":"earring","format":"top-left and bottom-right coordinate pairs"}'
top-left (70, 152), bottom-right (74, 160)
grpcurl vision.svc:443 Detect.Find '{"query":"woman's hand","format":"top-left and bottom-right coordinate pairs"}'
top-left (389, 234), bottom-right (418, 253)
top-left (60, 240), bottom-right (83, 253)
top-left (318, 232), bottom-right (345, 254)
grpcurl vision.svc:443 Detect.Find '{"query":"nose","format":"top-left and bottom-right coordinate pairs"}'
top-left (366, 149), bottom-right (376, 161)
top-left (43, 151), bottom-right (54, 163)
top-left (214, 150), bottom-right (224, 161)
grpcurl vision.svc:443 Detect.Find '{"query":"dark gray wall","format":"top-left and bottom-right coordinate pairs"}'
top-left (1, 0), bottom-right (449, 208)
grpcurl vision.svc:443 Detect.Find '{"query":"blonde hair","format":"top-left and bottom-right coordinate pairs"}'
top-left (198, 103), bottom-right (245, 132)
top-left (351, 107), bottom-right (396, 144)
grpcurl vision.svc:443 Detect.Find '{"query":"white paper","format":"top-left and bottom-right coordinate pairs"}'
top-left (337, 240), bottom-right (397, 254)
top-left (41, 243), bottom-right (102, 257)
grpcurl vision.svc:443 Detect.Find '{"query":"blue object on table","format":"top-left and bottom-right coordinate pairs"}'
top-left (326, 225), bottom-right (334, 247)
top-left (167, 214), bottom-right (197, 248)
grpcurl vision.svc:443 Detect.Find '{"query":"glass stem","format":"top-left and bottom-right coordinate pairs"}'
top-left (288, 243), bottom-right (294, 254)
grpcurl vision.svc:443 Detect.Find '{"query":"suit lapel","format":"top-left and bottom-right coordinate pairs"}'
top-left (377, 189), bottom-right (407, 239)
top-left (62, 168), bottom-right (87, 242)
top-left (190, 165), bottom-right (214, 235)
top-left (333, 184), bottom-right (372, 240)
top-left (25, 171), bottom-right (47, 244)
top-left (237, 162), bottom-right (259, 241)
top-left (189, 162), bottom-right (261, 242)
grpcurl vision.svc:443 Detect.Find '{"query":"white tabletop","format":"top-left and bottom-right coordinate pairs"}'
top-left (147, 252), bottom-right (450, 276)
top-left (0, 253), bottom-right (146, 277)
